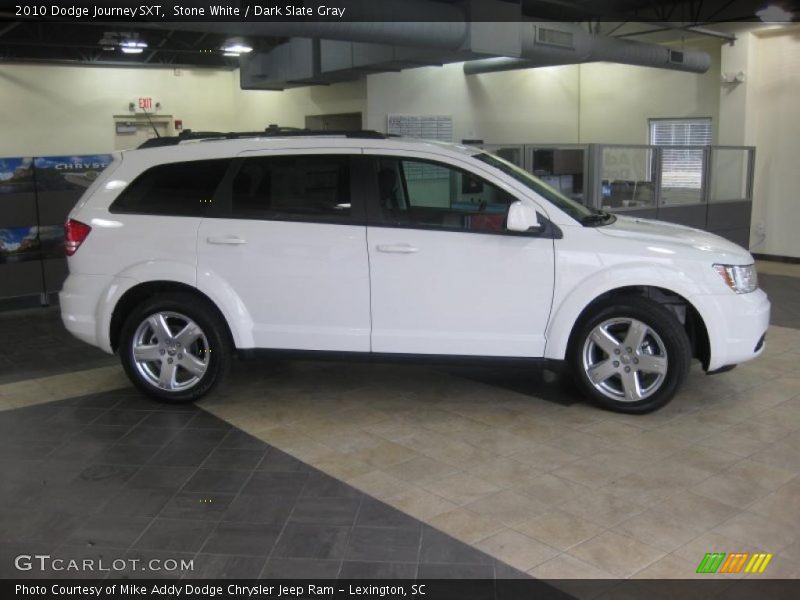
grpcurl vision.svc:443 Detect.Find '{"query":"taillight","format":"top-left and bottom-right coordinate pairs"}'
top-left (64, 219), bottom-right (91, 256)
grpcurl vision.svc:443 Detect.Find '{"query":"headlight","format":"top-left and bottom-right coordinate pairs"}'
top-left (714, 263), bottom-right (758, 294)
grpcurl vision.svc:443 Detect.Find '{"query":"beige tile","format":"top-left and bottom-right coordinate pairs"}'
top-left (669, 445), bottom-right (743, 476)
top-left (448, 428), bottom-right (535, 456)
top-left (419, 472), bottom-right (501, 505)
top-left (726, 421), bottom-right (792, 444)
top-left (427, 508), bottom-right (505, 544)
top-left (725, 459), bottom-right (797, 490)
top-left (515, 473), bottom-right (592, 506)
top-left (475, 529), bottom-right (560, 572)
top-left (382, 455), bottom-right (459, 485)
top-left (560, 489), bottom-right (646, 528)
top-left (464, 489), bottom-right (548, 527)
top-left (748, 479), bottom-right (800, 529)
top-left (691, 461), bottom-right (795, 509)
top-left (505, 419), bottom-right (571, 444)
top-left (552, 457), bottom-right (635, 489)
top-left (515, 509), bottom-right (605, 551)
top-left (712, 511), bottom-right (799, 551)
top-left (631, 553), bottom-right (702, 579)
top-left (613, 509), bottom-right (703, 553)
top-left (656, 490), bottom-right (741, 531)
top-left (673, 531), bottom-right (761, 571)
top-left (507, 444), bottom-right (582, 471)
top-left (578, 420), bottom-right (646, 443)
top-left (344, 440), bottom-right (421, 468)
top-left (345, 470), bottom-right (409, 499)
top-left (529, 553), bottom-right (616, 580)
top-left (546, 430), bottom-right (614, 458)
top-left (697, 429), bottom-right (769, 458)
top-left (383, 486), bottom-right (459, 520)
top-left (569, 531), bottom-right (665, 578)
top-left (310, 453), bottom-right (375, 481)
top-left (467, 456), bottom-right (543, 488)
top-left (603, 461), bottom-right (710, 505)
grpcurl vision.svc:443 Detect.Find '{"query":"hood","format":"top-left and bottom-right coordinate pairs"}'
top-left (598, 215), bottom-right (753, 263)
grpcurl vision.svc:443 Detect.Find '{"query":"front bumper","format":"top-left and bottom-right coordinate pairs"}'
top-left (694, 288), bottom-right (770, 371)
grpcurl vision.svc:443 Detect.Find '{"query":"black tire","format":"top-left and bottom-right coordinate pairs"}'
top-left (118, 292), bottom-right (231, 403)
top-left (568, 295), bottom-right (692, 414)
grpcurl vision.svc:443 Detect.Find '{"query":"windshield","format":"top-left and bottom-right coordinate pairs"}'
top-left (475, 152), bottom-right (597, 223)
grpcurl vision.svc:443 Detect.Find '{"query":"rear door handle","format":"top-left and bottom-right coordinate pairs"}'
top-left (376, 243), bottom-right (419, 254)
top-left (207, 235), bottom-right (247, 245)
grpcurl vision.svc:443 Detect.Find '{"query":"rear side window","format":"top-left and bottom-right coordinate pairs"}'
top-left (110, 159), bottom-right (231, 216)
top-left (229, 155), bottom-right (352, 222)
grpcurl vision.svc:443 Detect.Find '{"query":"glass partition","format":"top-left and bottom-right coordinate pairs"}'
top-left (598, 146), bottom-right (657, 210)
top-left (526, 146), bottom-right (587, 204)
top-left (659, 145), bottom-right (707, 206)
top-left (709, 147), bottom-right (753, 202)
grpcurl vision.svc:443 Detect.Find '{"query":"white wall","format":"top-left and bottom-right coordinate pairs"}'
top-left (749, 28), bottom-right (800, 258)
top-left (234, 78), bottom-right (367, 131)
top-left (578, 40), bottom-right (722, 144)
top-left (0, 63), bottom-right (367, 157)
top-left (0, 64), bottom-right (239, 156)
top-left (366, 62), bottom-right (581, 144)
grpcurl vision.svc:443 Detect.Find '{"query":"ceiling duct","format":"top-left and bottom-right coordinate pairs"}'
top-left (463, 22), bottom-right (711, 75)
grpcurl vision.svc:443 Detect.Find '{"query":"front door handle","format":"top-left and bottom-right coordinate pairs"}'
top-left (207, 235), bottom-right (247, 245)
top-left (376, 243), bottom-right (419, 254)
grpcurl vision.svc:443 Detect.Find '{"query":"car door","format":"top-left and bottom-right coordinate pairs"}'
top-left (197, 149), bottom-right (371, 352)
top-left (364, 151), bottom-right (555, 357)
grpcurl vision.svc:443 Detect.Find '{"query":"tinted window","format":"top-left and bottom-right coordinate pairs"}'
top-left (110, 159), bottom-right (231, 216)
top-left (374, 158), bottom-right (515, 233)
top-left (230, 155), bottom-right (351, 221)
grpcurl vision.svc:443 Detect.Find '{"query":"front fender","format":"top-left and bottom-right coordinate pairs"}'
top-left (544, 263), bottom-right (709, 361)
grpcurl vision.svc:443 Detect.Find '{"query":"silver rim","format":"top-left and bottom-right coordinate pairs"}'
top-left (581, 317), bottom-right (668, 403)
top-left (131, 311), bottom-right (210, 392)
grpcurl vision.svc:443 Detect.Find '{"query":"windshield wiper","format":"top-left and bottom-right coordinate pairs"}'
top-left (580, 210), bottom-right (615, 227)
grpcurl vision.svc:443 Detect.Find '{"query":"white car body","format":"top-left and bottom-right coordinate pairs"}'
top-left (60, 136), bottom-right (769, 392)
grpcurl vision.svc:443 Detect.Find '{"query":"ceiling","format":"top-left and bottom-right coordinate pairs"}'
top-left (0, 0), bottom-right (794, 69)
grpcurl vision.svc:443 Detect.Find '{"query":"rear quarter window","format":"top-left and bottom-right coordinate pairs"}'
top-left (110, 159), bottom-right (231, 216)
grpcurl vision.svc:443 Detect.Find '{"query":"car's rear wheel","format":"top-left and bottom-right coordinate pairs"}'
top-left (569, 295), bottom-right (691, 413)
top-left (119, 293), bottom-right (231, 403)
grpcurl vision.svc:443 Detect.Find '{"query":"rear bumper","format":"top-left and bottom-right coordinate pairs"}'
top-left (59, 273), bottom-right (121, 354)
top-left (694, 288), bottom-right (770, 371)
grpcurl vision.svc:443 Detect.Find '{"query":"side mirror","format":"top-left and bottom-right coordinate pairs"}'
top-left (506, 201), bottom-right (541, 232)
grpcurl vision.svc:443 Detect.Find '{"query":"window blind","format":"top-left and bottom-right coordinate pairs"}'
top-left (650, 118), bottom-right (712, 189)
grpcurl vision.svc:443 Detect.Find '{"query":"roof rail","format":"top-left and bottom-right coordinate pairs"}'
top-left (137, 127), bottom-right (387, 149)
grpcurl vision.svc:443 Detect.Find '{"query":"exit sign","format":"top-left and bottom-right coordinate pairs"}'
top-left (138, 97), bottom-right (153, 110)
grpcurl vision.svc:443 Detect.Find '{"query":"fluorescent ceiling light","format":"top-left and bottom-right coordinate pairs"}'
top-left (756, 4), bottom-right (794, 21)
top-left (223, 52), bottom-right (241, 57)
top-left (222, 38), bottom-right (253, 54)
top-left (121, 47), bottom-right (144, 54)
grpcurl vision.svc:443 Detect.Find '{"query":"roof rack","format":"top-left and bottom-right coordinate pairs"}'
top-left (137, 126), bottom-right (387, 149)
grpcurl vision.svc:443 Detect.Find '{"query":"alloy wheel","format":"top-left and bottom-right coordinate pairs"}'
top-left (131, 311), bottom-right (210, 391)
top-left (581, 317), bottom-right (668, 402)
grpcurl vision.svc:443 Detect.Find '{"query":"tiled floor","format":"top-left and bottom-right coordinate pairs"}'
top-left (0, 389), bottom-right (530, 581)
top-left (1, 260), bottom-right (799, 582)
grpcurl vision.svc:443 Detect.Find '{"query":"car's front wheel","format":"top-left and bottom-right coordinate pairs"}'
top-left (119, 293), bottom-right (231, 403)
top-left (569, 295), bottom-right (692, 413)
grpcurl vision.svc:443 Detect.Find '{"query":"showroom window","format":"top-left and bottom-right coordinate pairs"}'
top-left (229, 155), bottom-right (352, 222)
top-left (110, 159), bottom-right (232, 216)
top-left (371, 157), bottom-right (515, 233)
top-left (649, 117), bottom-right (712, 190)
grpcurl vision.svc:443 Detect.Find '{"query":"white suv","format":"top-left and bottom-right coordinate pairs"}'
top-left (60, 131), bottom-right (770, 413)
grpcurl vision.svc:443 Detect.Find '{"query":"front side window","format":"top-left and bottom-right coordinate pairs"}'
top-left (372, 157), bottom-right (515, 233)
top-left (110, 159), bottom-right (231, 216)
top-left (475, 152), bottom-right (597, 223)
top-left (229, 155), bottom-right (351, 221)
